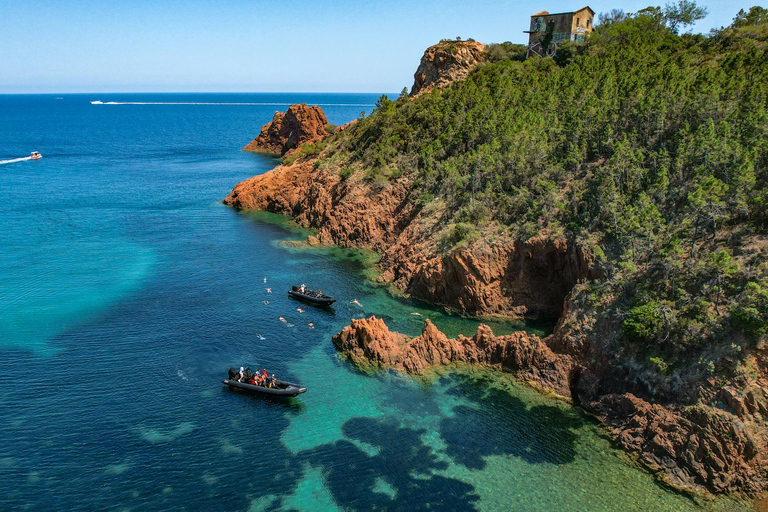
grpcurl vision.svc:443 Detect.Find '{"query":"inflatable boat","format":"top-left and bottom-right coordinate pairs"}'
top-left (288, 286), bottom-right (337, 305)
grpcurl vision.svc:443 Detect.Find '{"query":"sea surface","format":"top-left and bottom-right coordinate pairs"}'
top-left (0, 93), bottom-right (750, 510)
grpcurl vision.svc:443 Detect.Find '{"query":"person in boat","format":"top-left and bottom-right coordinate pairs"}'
top-left (271, 374), bottom-right (277, 387)
top-left (238, 366), bottom-right (245, 382)
top-left (316, 289), bottom-right (322, 297)
top-left (262, 368), bottom-right (269, 387)
top-left (299, 283), bottom-right (306, 294)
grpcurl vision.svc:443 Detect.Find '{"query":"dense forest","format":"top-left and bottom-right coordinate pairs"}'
top-left (310, 5), bottom-right (768, 398)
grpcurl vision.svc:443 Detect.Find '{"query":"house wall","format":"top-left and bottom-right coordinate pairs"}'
top-left (528, 7), bottom-right (594, 46)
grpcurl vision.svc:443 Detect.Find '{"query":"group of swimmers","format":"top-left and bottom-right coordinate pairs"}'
top-left (237, 366), bottom-right (277, 388)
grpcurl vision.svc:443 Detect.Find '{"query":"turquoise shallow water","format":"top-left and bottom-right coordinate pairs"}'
top-left (0, 94), bottom-right (752, 510)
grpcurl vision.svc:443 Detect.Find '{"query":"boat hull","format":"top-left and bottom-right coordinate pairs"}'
top-left (222, 379), bottom-right (307, 397)
top-left (288, 290), bottom-right (337, 305)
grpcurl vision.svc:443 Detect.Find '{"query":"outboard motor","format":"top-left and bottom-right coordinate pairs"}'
top-left (292, 285), bottom-right (298, 291)
top-left (228, 367), bottom-right (238, 380)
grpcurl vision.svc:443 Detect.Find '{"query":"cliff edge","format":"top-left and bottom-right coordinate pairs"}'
top-left (410, 40), bottom-right (486, 97)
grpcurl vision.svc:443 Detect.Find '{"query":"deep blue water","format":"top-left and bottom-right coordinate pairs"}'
top-left (0, 94), bottom-right (746, 511)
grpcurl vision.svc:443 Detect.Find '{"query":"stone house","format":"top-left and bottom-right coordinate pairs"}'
top-left (526, 6), bottom-right (595, 45)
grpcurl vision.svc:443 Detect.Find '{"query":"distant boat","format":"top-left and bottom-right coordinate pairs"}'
top-left (288, 285), bottom-right (337, 305)
top-left (30, 151), bottom-right (42, 160)
top-left (90, 100), bottom-right (103, 105)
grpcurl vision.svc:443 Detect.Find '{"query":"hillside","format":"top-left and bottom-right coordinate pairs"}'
top-left (224, 6), bottom-right (768, 495)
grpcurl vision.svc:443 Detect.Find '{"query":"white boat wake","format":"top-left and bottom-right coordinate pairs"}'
top-left (90, 100), bottom-right (375, 107)
top-left (0, 156), bottom-right (32, 165)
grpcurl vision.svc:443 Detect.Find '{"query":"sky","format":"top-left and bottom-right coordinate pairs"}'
top-left (0, 0), bottom-right (762, 93)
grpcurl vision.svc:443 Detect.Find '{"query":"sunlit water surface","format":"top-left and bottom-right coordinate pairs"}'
top-left (0, 94), bottom-right (750, 510)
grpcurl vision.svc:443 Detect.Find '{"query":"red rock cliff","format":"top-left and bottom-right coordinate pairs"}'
top-left (242, 103), bottom-right (331, 155)
top-left (411, 40), bottom-right (486, 97)
top-left (332, 315), bottom-right (768, 495)
top-left (223, 159), bottom-right (594, 319)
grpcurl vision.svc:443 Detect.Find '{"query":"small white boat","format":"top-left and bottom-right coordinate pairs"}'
top-left (90, 100), bottom-right (103, 105)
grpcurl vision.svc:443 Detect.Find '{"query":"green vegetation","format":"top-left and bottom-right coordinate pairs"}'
top-left (317, 5), bottom-right (768, 394)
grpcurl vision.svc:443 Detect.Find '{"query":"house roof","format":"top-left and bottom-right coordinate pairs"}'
top-left (530, 6), bottom-right (594, 17)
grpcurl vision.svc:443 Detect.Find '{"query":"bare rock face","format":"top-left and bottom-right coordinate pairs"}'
top-left (411, 40), bottom-right (486, 97)
top-left (332, 315), bottom-right (576, 397)
top-left (223, 160), bottom-right (594, 320)
top-left (590, 393), bottom-right (768, 494)
top-left (242, 104), bottom-right (330, 155)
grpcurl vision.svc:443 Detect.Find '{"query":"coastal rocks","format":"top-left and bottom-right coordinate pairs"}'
top-left (242, 104), bottom-right (331, 155)
top-left (223, 158), bottom-right (595, 320)
top-left (334, 315), bottom-right (768, 496)
top-left (589, 393), bottom-right (768, 494)
top-left (407, 237), bottom-right (595, 318)
top-left (332, 315), bottom-right (576, 397)
top-left (410, 40), bottom-right (486, 96)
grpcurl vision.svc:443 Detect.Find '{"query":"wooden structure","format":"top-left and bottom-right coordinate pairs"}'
top-left (525, 6), bottom-right (594, 58)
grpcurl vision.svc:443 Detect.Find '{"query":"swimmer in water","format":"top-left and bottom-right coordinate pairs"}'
top-left (266, 288), bottom-right (272, 293)
top-left (263, 277), bottom-right (267, 283)
top-left (351, 299), bottom-right (363, 307)
top-left (410, 312), bottom-right (421, 316)
top-left (296, 307), bottom-right (304, 313)
top-left (279, 316), bottom-right (287, 323)
top-left (263, 300), bottom-right (269, 305)
top-left (308, 322), bottom-right (315, 329)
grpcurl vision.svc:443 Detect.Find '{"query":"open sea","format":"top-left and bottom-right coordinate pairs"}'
top-left (0, 93), bottom-right (750, 511)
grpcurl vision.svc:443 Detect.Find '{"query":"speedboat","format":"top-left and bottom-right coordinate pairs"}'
top-left (223, 368), bottom-right (306, 398)
top-left (288, 285), bottom-right (337, 305)
top-left (90, 100), bottom-right (103, 105)
top-left (30, 151), bottom-right (41, 160)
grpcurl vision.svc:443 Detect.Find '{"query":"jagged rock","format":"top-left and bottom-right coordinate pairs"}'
top-left (411, 40), bottom-right (486, 97)
top-left (332, 315), bottom-right (768, 496)
top-left (332, 315), bottom-right (575, 397)
top-left (589, 393), bottom-right (768, 494)
top-left (243, 103), bottom-right (330, 155)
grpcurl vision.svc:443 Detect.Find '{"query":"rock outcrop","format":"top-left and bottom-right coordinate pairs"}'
top-left (411, 40), bottom-right (486, 96)
top-left (333, 316), bottom-right (575, 396)
top-left (223, 160), bottom-right (594, 319)
top-left (242, 104), bottom-right (331, 155)
top-left (332, 315), bottom-right (768, 495)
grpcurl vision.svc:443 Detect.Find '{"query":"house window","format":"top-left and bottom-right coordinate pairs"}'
top-left (576, 17), bottom-right (580, 26)
top-left (587, 18), bottom-right (591, 28)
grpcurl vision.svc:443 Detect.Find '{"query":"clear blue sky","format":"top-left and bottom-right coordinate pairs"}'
top-left (0, 0), bottom-right (760, 93)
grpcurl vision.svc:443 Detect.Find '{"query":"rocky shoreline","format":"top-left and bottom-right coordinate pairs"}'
top-left (332, 315), bottom-right (768, 495)
top-left (225, 111), bottom-right (768, 497)
top-left (223, 38), bottom-right (768, 497)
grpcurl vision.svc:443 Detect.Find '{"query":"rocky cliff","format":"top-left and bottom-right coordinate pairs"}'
top-left (242, 103), bottom-right (331, 155)
top-left (410, 40), bottom-right (486, 96)
top-left (225, 29), bottom-right (768, 497)
top-left (223, 158), bottom-right (596, 320)
top-left (333, 315), bottom-right (768, 495)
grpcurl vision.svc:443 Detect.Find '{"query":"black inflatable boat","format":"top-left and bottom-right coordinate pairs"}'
top-left (223, 368), bottom-right (306, 397)
top-left (288, 286), bottom-right (337, 305)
